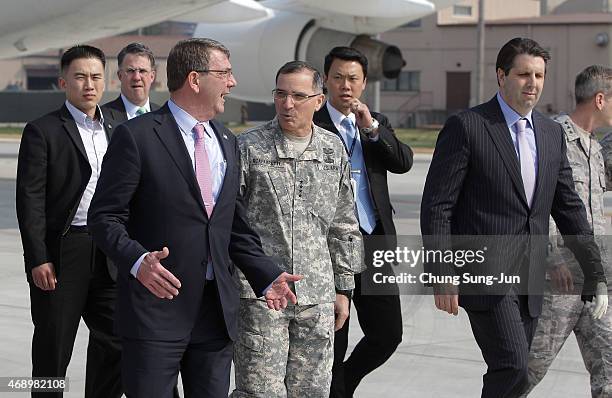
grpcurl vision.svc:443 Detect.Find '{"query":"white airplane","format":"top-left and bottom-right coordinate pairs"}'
top-left (0, 0), bottom-right (460, 102)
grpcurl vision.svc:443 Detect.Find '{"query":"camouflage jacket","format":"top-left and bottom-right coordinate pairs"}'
top-left (237, 118), bottom-right (363, 304)
top-left (549, 114), bottom-right (610, 285)
top-left (600, 130), bottom-right (612, 189)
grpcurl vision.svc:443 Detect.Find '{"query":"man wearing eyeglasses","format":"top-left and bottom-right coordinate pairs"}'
top-left (88, 38), bottom-right (300, 397)
top-left (231, 60), bottom-right (362, 397)
top-left (103, 42), bottom-right (159, 123)
top-left (104, 44), bottom-right (182, 398)
top-left (313, 46), bottom-right (413, 398)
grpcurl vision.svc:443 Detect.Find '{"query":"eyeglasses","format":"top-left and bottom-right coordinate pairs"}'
top-left (195, 69), bottom-right (234, 80)
top-left (123, 68), bottom-right (152, 76)
top-left (272, 89), bottom-right (322, 103)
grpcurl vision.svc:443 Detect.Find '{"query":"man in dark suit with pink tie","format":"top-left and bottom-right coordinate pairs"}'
top-left (88, 38), bottom-right (300, 398)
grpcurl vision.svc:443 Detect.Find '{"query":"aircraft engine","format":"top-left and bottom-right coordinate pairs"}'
top-left (194, 10), bottom-right (405, 102)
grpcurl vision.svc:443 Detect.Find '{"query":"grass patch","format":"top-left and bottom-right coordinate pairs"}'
top-left (3, 123), bottom-right (441, 149)
top-left (0, 127), bottom-right (23, 138)
top-left (394, 128), bottom-right (439, 148)
top-left (229, 123), bottom-right (440, 149)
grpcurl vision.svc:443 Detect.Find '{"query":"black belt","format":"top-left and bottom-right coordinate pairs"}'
top-left (68, 225), bottom-right (89, 234)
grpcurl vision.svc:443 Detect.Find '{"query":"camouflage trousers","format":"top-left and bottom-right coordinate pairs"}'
top-left (231, 299), bottom-right (335, 398)
top-left (523, 286), bottom-right (612, 398)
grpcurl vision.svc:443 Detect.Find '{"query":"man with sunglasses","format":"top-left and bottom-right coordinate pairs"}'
top-left (231, 60), bottom-right (362, 397)
top-left (103, 43), bottom-right (159, 123)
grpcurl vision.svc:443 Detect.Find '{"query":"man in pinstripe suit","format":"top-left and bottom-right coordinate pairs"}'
top-left (421, 38), bottom-right (608, 398)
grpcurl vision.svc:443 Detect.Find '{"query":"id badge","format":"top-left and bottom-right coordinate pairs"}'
top-left (350, 169), bottom-right (361, 202)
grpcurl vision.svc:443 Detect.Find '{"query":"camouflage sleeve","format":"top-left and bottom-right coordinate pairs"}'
top-left (548, 216), bottom-right (566, 268)
top-left (238, 138), bottom-right (249, 197)
top-left (327, 156), bottom-right (364, 291)
top-left (599, 132), bottom-right (612, 190)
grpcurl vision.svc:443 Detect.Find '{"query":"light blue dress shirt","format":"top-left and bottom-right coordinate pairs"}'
top-left (496, 92), bottom-right (538, 178)
top-left (327, 102), bottom-right (377, 233)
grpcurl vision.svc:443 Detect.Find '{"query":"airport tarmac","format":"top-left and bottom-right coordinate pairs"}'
top-left (0, 141), bottom-right (602, 397)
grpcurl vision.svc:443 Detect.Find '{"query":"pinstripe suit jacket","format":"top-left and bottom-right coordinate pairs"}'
top-left (420, 96), bottom-right (606, 316)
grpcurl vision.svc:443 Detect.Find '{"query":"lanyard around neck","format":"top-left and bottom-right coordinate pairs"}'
top-left (340, 120), bottom-right (358, 159)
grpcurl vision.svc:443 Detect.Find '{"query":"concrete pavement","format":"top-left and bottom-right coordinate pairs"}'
top-left (0, 150), bottom-right (598, 397)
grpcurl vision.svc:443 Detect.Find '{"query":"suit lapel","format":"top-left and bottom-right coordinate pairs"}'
top-left (482, 98), bottom-right (529, 207)
top-left (112, 108), bottom-right (127, 123)
top-left (101, 96), bottom-right (127, 141)
top-left (316, 104), bottom-right (356, 156)
top-left (531, 112), bottom-right (547, 206)
top-left (100, 108), bottom-right (115, 141)
top-left (110, 96), bottom-right (128, 123)
top-left (359, 118), bottom-right (375, 170)
top-left (60, 105), bottom-right (88, 161)
top-left (317, 103), bottom-right (379, 172)
top-left (315, 105), bottom-right (340, 135)
top-left (153, 106), bottom-right (207, 215)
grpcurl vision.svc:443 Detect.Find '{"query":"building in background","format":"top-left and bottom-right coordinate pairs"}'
top-left (380, 0), bottom-right (612, 126)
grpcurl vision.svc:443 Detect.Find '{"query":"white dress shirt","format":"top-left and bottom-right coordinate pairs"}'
top-left (121, 93), bottom-right (151, 120)
top-left (65, 100), bottom-right (108, 226)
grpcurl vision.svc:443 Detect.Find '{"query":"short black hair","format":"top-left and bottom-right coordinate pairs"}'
top-left (60, 45), bottom-right (106, 74)
top-left (324, 46), bottom-right (368, 79)
top-left (275, 61), bottom-right (324, 92)
top-left (495, 38), bottom-right (550, 83)
top-left (117, 42), bottom-right (155, 69)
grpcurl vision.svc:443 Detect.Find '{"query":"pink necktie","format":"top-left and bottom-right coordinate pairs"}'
top-left (516, 118), bottom-right (535, 207)
top-left (193, 123), bottom-right (214, 217)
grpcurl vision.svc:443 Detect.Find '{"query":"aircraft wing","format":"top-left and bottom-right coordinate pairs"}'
top-left (262, 0), bottom-right (456, 34)
top-left (0, 0), bottom-right (267, 59)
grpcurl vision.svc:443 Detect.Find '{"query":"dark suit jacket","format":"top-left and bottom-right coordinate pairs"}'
top-left (102, 95), bottom-right (160, 124)
top-left (313, 104), bottom-right (413, 246)
top-left (16, 104), bottom-right (118, 279)
top-left (87, 103), bottom-right (282, 341)
top-left (420, 96), bottom-right (606, 316)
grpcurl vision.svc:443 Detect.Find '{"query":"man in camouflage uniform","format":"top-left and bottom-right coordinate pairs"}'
top-left (231, 61), bottom-right (363, 398)
top-left (524, 65), bottom-right (612, 397)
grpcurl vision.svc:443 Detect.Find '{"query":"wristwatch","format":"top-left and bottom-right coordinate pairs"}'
top-left (336, 289), bottom-right (353, 300)
top-left (360, 119), bottom-right (379, 136)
